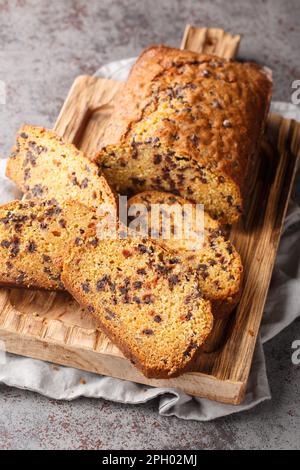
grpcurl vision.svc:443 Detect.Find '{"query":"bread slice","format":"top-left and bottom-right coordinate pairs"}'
top-left (96, 46), bottom-right (272, 224)
top-left (128, 191), bottom-right (243, 317)
top-left (62, 233), bottom-right (213, 378)
top-left (6, 125), bottom-right (115, 210)
top-left (0, 199), bottom-right (98, 290)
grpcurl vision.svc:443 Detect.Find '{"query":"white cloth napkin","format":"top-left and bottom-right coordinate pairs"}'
top-left (0, 58), bottom-right (299, 422)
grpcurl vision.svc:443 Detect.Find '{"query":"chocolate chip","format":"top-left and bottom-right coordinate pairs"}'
top-left (0, 240), bottom-right (11, 248)
top-left (24, 168), bottom-right (31, 180)
top-left (143, 294), bottom-right (154, 304)
top-left (96, 275), bottom-right (110, 292)
top-left (20, 132), bottom-right (28, 139)
top-left (10, 238), bottom-right (20, 258)
top-left (88, 238), bottom-right (99, 247)
top-left (31, 184), bottom-right (44, 197)
top-left (40, 222), bottom-right (48, 230)
top-left (168, 275), bottom-right (180, 288)
top-left (153, 315), bottom-right (162, 323)
top-left (71, 173), bottom-right (79, 186)
top-left (133, 281), bottom-right (143, 289)
top-left (133, 296), bottom-right (141, 304)
top-left (142, 329), bottom-right (154, 336)
top-left (42, 254), bottom-right (51, 263)
top-left (183, 341), bottom-right (198, 357)
top-left (58, 219), bottom-right (66, 229)
top-left (87, 305), bottom-right (95, 313)
top-left (27, 241), bottom-right (37, 253)
top-left (131, 177), bottom-right (145, 186)
top-left (24, 151), bottom-right (37, 167)
top-left (190, 134), bottom-right (199, 146)
top-left (137, 268), bottom-right (146, 275)
top-left (218, 175), bottom-right (225, 183)
top-left (81, 282), bottom-right (90, 293)
top-left (227, 244), bottom-right (233, 255)
top-left (137, 244), bottom-right (147, 254)
top-left (153, 154), bottom-right (162, 165)
top-left (185, 311), bottom-right (193, 321)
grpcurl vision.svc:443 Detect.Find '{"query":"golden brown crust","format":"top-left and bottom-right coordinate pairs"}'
top-left (96, 45), bottom-right (272, 223)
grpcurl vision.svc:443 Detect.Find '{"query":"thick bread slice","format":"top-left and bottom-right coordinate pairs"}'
top-left (96, 46), bottom-right (272, 224)
top-left (6, 125), bottom-right (115, 209)
top-left (0, 199), bottom-right (98, 290)
top-left (62, 234), bottom-right (213, 378)
top-left (128, 191), bottom-right (243, 317)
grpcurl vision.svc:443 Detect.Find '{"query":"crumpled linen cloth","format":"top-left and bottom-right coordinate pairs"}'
top-left (0, 57), bottom-right (299, 422)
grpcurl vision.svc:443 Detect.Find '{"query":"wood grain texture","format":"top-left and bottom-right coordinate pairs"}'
top-left (0, 26), bottom-right (298, 404)
top-left (181, 25), bottom-right (241, 58)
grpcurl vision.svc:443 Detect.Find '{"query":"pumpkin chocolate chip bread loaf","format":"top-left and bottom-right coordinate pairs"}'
top-left (96, 46), bottom-right (272, 224)
top-left (62, 233), bottom-right (213, 378)
top-left (0, 199), bottom-right (97, 290)
top-left (6, 125), bottom-right (115, 210)
top-left (128, 191), bottom-right (243, 318)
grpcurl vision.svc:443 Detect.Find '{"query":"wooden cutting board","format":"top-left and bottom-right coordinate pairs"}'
top-left (0, 25), bottom-right (299, 405)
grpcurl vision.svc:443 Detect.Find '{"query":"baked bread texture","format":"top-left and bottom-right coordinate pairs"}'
top-left (6, 125), bottom-right (115, 210)
top-left (128, 191), bottom-right (243, 317)
top-left (0, 199), bottom-right (98, 290)
top-left (96, 46), bottom-right (272, 224)
top-left (62, 233), bottom-right (213, 378)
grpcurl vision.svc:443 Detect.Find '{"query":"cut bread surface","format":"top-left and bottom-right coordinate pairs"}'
top-left (128, 191), bottom-right (243, 317)
top-left (62, 234), bottom-right (213, 378)
top-left (96, 46), bottom-right (272, 224)
top-left (0, 199), bottom-right (97, 290)
top-left (6, 125), bottom-right (115, 210)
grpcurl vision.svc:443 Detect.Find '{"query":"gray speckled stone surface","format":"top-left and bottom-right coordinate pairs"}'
top-left (0, 0), bottom-right (299, 450)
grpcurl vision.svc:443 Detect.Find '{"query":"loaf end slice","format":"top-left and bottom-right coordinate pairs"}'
top-left (6, 125), bottom-right (115, 210)
top-left (62, 235), bottom-right (213, 378)
top-left (128, 191), bottom-right (243, 318)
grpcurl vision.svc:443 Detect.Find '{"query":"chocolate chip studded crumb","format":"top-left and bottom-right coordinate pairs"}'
top-left (128, 191), bottom-right (243, 319)
top-left (62, 234), bottom-right (213, 378)
top-left (0, 200), bottom-right (99, 291)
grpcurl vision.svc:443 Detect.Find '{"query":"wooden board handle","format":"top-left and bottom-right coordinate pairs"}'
top-left (181, 24), bottom-right (241, 59)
